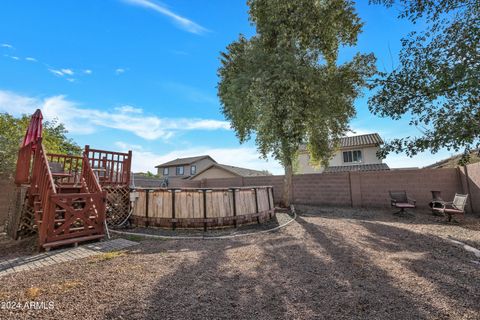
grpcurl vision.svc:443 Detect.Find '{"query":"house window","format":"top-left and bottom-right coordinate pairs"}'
top-left (190, 165), bottom-right (196, 175)
top-left (163, 167), bottom-right (169, 176)
top-left (343, 150), bottom-right (362, 163)
top-left (176, 166), bottom-right (184, 175)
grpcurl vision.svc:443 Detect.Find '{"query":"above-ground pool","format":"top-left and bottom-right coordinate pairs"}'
top-left (131, 186), bottom-right (275, 229)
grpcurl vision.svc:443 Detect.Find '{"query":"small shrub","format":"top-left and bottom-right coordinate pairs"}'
top-left (89, 250), bottom-right (126, 263)
top-left (25, 287), bottom-right (41, 299)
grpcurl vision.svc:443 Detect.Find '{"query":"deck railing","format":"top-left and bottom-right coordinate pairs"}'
top-left (85, 146), bottom-right (132, 186)
top-left (46, 153), bottom-right (83, 185)
top-left (31, 139), bottom-right (57, 246)
top-left (81, 153), bottom-right (103, 194)
top-left (14, 142), bottom-right (34, 185)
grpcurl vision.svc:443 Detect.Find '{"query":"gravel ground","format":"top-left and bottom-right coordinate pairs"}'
top-left (0, 207), bottom-right (479, 320)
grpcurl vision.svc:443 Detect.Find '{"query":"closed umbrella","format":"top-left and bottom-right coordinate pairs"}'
top-left (22, 109), bottom-right (43, 150)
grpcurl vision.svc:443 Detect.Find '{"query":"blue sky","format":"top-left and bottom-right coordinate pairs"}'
top-left (0, 0), bottom-right (452, 174)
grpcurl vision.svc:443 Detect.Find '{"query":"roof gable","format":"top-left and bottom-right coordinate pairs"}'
top-left (190, 163), bottom-right (267, 179)
top-left (155, 155), bottom-right (216, 168)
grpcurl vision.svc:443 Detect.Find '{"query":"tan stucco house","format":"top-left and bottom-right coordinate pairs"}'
top-left (297, 133), bottom-right (390, 174)
top-left (190, 163), bottom-right (267, 180)
top-left (155, 155), bottom-right (216, 179)
top-left (155, 156), bottom-right (268, 180)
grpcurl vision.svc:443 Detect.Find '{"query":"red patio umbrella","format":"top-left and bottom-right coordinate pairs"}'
top-left (22, 109), bottom-right (43, 150)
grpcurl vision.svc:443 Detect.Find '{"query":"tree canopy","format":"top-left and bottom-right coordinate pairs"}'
top-left (369, 0), bottom-right (479, 163)
top-left (218, 0), bottom-right (376, 204)
top-left (0, 113), bottom-right (81, 177)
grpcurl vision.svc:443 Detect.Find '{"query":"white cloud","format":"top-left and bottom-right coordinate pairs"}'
top-left (0, 90), bottom-right (38, 114)
top-left (114, 105), bottom-right (142, 114)
top-left (61, 68), bottom-right (74, 75)
top-left (122, 0), bottom-right (208, 34)
top-left (346, 128), bottom-right (378, 137)
top-left (114, 142), bottom-right (284, 175)
top-left (0, 90), bottom-right (230, 140)
top-left (83, 69), bottom-right (92, 75)
top-left (115, 68), bottom-right (125, 75)
top-left (25, 57), bottom-right (37, 62)
top-left (1, 43), bottom-right (13, 49)
top-left (4, 54), bottom-right (20, 60)
top-left (48, 68), bottom-right (77, 81)
top-left (49, 69), bottom-right (65, 77)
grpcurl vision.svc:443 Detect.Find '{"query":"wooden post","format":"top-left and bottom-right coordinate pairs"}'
top-left (145, 189), bottom-right (150, 228)
top-left (203, 189), bottom-right (207, 231)
top-left (267, 187), bottom-right (272, 218)
top-left (126, 150), bottom-right (133, 185)
top-left (171, 189), bottom-right (176, 230)
top-left (231, 188), bottom-right (237, 228)
top-left (254, 188), bottom-right (260, 224)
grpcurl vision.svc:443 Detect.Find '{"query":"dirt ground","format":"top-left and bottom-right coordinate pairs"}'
top-left (0, 207), bottom-right (479, 320)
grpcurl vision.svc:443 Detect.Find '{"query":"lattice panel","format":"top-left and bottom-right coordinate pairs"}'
top-left (104, 186), bottom-right (130, 227)
top-left (5, 186), bottom-right (36, 240)
top-left (16, 204), bottom-right (36, 239)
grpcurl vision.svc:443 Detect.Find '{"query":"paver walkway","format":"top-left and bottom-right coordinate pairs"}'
top-left (0, 238), bottom-right (138, 277)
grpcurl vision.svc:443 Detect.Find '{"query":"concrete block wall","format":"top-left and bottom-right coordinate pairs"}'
top-left (202, 177), bottom-right (244, 188)
top-left (166, 168), bottom-right (467, 210)
top-left (292, 173), bottom-right (351, 206)
top-left (244, 176), bottom-right (284, 203)
top-left (168, 179), bottom-right (201, 188)
top-left (460, 162), bottom-right (480, 213)
top-left (356, 169), bottom-right (462, 208)
top-left (0, 178), bottom-right (15, 227)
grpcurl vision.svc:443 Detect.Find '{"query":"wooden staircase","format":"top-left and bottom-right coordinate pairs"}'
top-left (17, 138), bottom-right (107, 250)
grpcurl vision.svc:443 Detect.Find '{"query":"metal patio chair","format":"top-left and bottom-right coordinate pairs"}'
top-left (389, 190), bottom-right (416, 215)
top-left (432, 193), bottom-right (468, 222)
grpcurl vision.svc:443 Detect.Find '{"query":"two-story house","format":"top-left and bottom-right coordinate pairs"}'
top-left (155, 155), bottom-right (217, 179)
top-left (297, 133), bottom-right (390, 173)
top-left (155, 155), bottom-right (269, 180)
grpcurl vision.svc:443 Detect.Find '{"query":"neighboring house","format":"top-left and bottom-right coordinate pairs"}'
top-left (155, 155), bottom-right (216, 179)
top-left (190, 163), bottom-right (268, 180)
top-left (297, 133), bottom-right (390, 174)
top-left (424, 149), bottom-right (480, 169)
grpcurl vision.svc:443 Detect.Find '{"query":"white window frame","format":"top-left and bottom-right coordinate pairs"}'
top-left (190, 165), bottom-right (196, 175)
top-left (343, 150), bottom-right (362, 163)
top-left (163, 167), bottom-right (169, 176)
top-left (176, 166), bottom-right (184, 175)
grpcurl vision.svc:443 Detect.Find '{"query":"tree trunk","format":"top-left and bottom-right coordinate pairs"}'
top-left (282, 162), bottom-right (293, 207)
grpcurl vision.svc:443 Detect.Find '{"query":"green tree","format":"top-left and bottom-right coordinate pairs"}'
top-left (369, 1), bottom-right (480, 163)
top-left (0, 113), bottom-right (82, 177)
top-left (218, 0), bottom-right (376, 205)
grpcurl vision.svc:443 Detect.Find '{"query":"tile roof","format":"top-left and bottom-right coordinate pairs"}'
top-left (215, 164), bottom-right (268, 177)
top-left (299, 133), bottom-right (383, 151)
top-left (190, 163), bottom-right (269, 179)
top-left (155, 155), bottom-right (216, 168)
top-left (339, 133), bottom-right (383, 148)
top-left (323, 163), bottom-right (390, 173)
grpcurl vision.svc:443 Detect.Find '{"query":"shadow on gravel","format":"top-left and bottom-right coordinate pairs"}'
top-left (104, 213), bottom-right (479, 319)
top-left (294, 216), bottom-right (448, 319)
top-left (295, 205), bottom-right (480, 230)
top-left (358, 220), bottom-right (480, 315)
